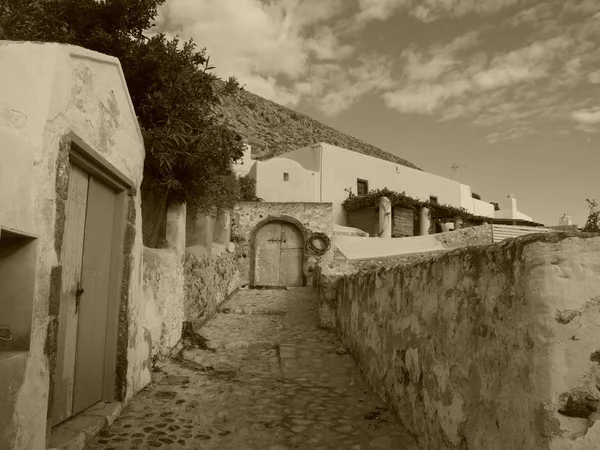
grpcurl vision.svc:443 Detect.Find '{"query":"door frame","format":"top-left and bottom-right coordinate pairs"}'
top-left (250, 216), bottom-right (307, 287)
top-left (47, 131), bottom-right (134, 429)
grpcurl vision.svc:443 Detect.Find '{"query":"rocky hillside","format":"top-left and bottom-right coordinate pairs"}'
top-left (216, 84), bottom-right (421, 170)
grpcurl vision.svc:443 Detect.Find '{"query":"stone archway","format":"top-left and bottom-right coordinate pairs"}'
top-left (254, 220), bottom-right (304, 287)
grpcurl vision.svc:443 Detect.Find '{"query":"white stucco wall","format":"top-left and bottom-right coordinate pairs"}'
top-left (274, 143), bottom-right (322, 172)
top-left (460, 184), bottom-right (474, 211)
top-left (0, 42), bottom-right (145, 449)
top-left (495, 195), bottom-right (534, 221)
top-left (318, 143), bottom-right (469, 225)
top-left (252, 158), bottom-right (319, 202)
top-left (473, 198), bottom-right (496, 217)
top-left (495, 209), bottom-right (534, 221)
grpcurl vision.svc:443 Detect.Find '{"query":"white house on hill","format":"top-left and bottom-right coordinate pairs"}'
top-left (235, 142), bottom-right (535, 227)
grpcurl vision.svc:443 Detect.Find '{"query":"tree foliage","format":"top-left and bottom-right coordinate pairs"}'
top-left (583, 199), bottom-right (600, 233)
top-left (237, 174), bottom-right (262, 202)
top-left (1, 0), bottom-right (245, 217)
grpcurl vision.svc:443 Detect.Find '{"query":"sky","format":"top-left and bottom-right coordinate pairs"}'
top-left (153, 0), bottom-right (600, 226)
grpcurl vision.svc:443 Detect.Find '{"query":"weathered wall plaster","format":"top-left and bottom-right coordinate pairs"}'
top-left (184, 250), bottom-right (241, 328)
top-left (231, 202), bottom-right (334, 287)
top-left (141, 248), bottom-right (185, 361)
top-left (335, 233), bottom-right (600, 450)
top-left (0, 42), bottom-right (145, 448)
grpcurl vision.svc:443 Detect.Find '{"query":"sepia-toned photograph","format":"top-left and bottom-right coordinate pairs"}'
top-left (1, 0), bottom-right (599, 449)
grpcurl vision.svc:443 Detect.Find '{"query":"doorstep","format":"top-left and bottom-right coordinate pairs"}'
top-left (48, 401), bottom-right (122, 450)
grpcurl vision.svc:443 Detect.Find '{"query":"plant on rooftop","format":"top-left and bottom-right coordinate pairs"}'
top-left (583, 199), bottom-right (600, 233)
top-left (342, 188), bottom-right (492, 224)
top-left (1, 0), bottom-right (245, 217)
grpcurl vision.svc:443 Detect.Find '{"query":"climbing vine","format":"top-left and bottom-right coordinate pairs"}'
top-left (341, 188), bottom-right (491, 224)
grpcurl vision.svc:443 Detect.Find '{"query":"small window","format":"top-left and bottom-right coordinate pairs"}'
top-left (357, 179), bottom-right (368, 196)
top-left (429, 196), bottom-right (438, 205)
top-left (283, 172), bottom-right (289, 181)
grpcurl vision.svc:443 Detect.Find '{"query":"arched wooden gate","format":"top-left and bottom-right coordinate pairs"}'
top-left (254, 221), bottom-right (304, 287)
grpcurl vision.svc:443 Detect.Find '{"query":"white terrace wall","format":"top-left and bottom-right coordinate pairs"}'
top-left (250, 157), bottom-right (319, 202)
top-left (335, 233), bottom-right (600, 450)
top-left (0, 43), bottom-right (145, 449)
top-left (316, 143), bottom-right (487, 225)
top-left (142, 202), bottom-right (242, 360)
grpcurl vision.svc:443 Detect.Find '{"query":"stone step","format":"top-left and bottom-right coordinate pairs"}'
top-left (219, 306), bottom-right (286, 316)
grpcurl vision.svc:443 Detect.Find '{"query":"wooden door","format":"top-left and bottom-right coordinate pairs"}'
top-left (279, 223), bottom-right (303, 286)
top-left (255, 222), bottom-right (281, 286)
top-left (72, 177), bottom-right (117, 414)
top-left (53, 164), bottom-right (119, 425)
top-left (53, 165), bottom-right (89, 426)
top-left (255, 221), bottom-right (303, 287)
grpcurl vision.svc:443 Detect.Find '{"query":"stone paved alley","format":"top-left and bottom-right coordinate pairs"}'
top-left (86, 288), bottom-right (418, 449)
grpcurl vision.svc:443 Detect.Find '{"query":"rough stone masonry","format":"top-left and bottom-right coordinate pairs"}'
top-left (335, 232), bottom-right (600, 450)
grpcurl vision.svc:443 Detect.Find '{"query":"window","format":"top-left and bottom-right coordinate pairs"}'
top-left (357, 179), bottom-right (368, 196)
top-left (429, 196), bottom-right (438, 205)
top-left (283, 172), bottom-right (289, 181)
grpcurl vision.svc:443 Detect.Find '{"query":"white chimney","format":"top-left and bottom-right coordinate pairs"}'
top-left (559, 214), bottom-right (572, 226)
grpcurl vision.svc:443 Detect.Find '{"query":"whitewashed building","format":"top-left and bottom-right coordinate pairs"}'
top-left (235, 142), bottom-right (518, 226)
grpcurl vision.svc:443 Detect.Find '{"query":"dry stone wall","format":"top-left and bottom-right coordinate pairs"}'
top-left (318, 225), bottom-right (494, 329)
top-left (335, 233), bottom-right (600, 450)
top-left (231, 202), bottom-right (334, 287)
top-left (184, 249), bottom-right (241, 328)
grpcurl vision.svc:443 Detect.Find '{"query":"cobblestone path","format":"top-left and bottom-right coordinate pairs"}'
top-left (86, 288), bottom-right (418, 450)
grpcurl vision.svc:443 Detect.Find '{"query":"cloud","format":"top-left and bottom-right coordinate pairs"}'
top-left (572, 108), bottom-right (600, 132)
top-left (402, 31), bottom-right (480, 82)
top-left (309, 55), bottom-right (395, 116)
top-left (384, 35), bottom-right (572, 117)
top-left (473, 36), bottom-right (571, 90)
top-left (153, 0), bottom-right (349, 105)
top-left (485, 126), bottom-right (536, 144)
top-left (384, 79), bottom-right (471, 114)
top-left (354, 0), bottom-right (523, 25)
top-left (589, 69), bottom-right (600, 84)
top-left (355, 0), bottom-right (406, 22)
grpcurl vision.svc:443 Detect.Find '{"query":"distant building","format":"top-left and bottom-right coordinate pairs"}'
top-left (239, 142), bottom-right (540, 230)
top-left (559, 214), bottom-right (573, 226)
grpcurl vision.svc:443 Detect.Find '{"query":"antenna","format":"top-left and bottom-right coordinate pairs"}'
top-left (450, 163), bottom-right (466, 180)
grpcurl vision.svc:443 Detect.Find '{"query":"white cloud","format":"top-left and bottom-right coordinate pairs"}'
top-left (589, 69), bottom-right (600, 84)
top-left (485, 126), bottom-right (536, 144)
top-left (312, 55), bottom-right (395, 116)
top-left (306, 26), bottom-right (354, 60)
top-left (355, 0), bottom-right (406, 22)
top-left (384, 35), bottom-right (571, 117)
top-left (355, 0), bottom-right (523, 25)
top-left (571, 107), bottom-right (600, 133)
top-left (153, 0), bottom-right (348, 105)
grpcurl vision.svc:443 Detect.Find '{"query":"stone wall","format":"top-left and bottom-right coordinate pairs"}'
top-left (335, 233), bottom-right (600, 450)
top-left (184, 248), bottom-right (241, 328)
top-left (231, 202), bottom-right (334, 287)
top-left (141, 248), bottom-right (185, 361)
top-left (434, 223), bottom-right (493, 248)
top-left (318, 225), bottom-right (494, 329)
